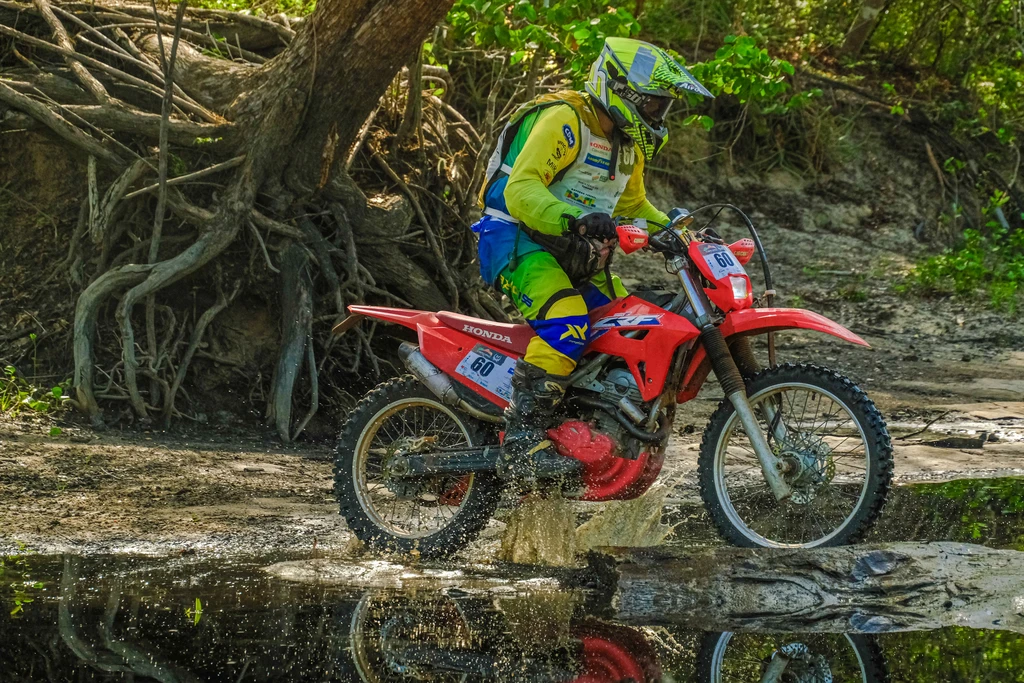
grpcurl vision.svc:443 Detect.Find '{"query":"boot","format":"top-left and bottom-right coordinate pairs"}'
top-left (499, 360), bottom-right (582, 482)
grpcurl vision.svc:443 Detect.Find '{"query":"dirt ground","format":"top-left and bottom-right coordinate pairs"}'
top-left (2, 362), bottom-right (1022, 556)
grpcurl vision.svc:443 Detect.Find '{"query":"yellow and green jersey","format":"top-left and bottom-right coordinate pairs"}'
top-left (474, 91), bottom-right (669, 285)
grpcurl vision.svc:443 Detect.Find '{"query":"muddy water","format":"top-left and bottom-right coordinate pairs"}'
top-left (3, 477), bottom-right (1024, 682)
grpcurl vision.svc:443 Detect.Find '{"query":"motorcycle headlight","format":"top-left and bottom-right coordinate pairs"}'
top-left (730, 276), bottom-right (748, 300)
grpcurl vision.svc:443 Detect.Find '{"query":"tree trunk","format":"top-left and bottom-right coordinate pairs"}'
top-left (594, 542), bottom-right (1024, 635)
top-left (840, 0), bottom-right (887, 57)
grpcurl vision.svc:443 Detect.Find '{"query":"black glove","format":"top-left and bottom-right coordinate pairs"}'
top-left (566, 212), bottom-right (617, 241)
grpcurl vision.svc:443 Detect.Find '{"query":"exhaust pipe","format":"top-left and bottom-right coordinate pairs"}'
top-left (398, 343), bottom-right (503, 423)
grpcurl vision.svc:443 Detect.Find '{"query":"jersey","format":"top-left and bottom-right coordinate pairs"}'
top-left (473, 91), bottom-right (670, 285)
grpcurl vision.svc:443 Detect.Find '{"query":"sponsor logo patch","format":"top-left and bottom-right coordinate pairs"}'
top-left (463, 324), bottom-right (513, 344)
top-left (562, 124), bottom-right (576, 148)
top-left (564, 188), bottom-right (597, 207)
top-left (553, 139), bottom-right (568, 160)
top-left (584, 153), bottom-right (610, 170)
top-left (559, 323), bottom-right (588, 342)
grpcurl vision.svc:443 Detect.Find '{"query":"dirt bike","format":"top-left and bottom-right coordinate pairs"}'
top-left (332, 205), bottom-right (893, 558)
top-left (341, 591), bottom-right (888, 682)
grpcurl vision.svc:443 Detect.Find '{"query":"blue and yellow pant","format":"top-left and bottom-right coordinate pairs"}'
top-left (497, 250), bottom-right (627, 376)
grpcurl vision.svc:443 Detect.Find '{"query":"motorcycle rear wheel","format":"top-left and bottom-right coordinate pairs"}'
top-left (334, 375), bottom-right (501, 558)
top-left (698, 363), bottom-right (893, 548)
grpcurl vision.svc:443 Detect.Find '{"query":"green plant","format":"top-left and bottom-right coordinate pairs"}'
top-left (185, 597), bottom-right (203, 625)
top-left (1, 366), bottom-right (70, 416)
top-left (688, 36), bottom-right (796, 109)
top-left (907, 193), bottom-right (1024, 312)
top-left (446, 0), bottom-right (640, 85)
top-left (672, 35), bottom-right (829, 171)
top-left (0, 544), bottom-right (44, 618)
top-left (881, 82), bottom-right (906, 116)
top-left (838, 285), bottom-right (868, 303)
top-left (29, 333), bottom-right (38, 377)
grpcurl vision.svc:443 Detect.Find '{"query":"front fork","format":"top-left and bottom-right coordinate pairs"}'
top-left (671, 258), bottom-right (793, 501)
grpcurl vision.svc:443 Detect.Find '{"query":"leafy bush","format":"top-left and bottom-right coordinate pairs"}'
top-left (1, 366), bottom-right (68, 417)
top-left (446, 0), bottom-right (640, 84)
top-left (0, 545), bottom-right (44, 618)
top-left (908, 193), bottom-right (1024, 312)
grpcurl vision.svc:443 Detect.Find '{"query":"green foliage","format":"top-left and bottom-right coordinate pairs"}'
top-left (446, 0), bottom-right (640, 84)
top-left (0, 544), bottom-right (44, 618)
top-left (190, 0), bottom-right (315, 15)
top-left (680, 34), bottom-right (822, 139)
top-left (882, 82), bottom-right (906, 117)
top-left (837, 285), bottom-right (868, 303)
top-left (1, 366), bottom-right (70, 416)
top-left (687, 35), bottom-right (795, 109)
top-left (885, 628), bottom-right (1024, 682)
top-left (907, 193), bottom-right (1024, 312)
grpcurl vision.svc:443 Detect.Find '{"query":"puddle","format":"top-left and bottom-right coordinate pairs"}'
top-left (3, 477), bottom-right (1024, 681)
top-left (2, 553), bottom-right (1023, 681)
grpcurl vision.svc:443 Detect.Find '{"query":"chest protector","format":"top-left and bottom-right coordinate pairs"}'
top-left (480, 91), bottom-right (637, 224)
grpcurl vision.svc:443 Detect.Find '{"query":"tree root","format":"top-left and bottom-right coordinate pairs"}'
top-left (4, 0), bottom-right (502, 436)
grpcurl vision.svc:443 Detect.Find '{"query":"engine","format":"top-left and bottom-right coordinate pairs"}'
top-left (543, 363), bottom-right (666, 501)
top-left (596, 367), bottom-right (644, 405)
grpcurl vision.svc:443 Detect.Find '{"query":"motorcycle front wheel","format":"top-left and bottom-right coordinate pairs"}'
top-left (696, 631), bottom-right (888, 683)
top-left (334, 375), bottom-right (501, 558)
top-left (698, 363), bottom-right (893, 548)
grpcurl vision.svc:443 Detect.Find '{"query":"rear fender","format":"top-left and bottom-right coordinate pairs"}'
top-left (676, 308), bottom-right (869, 403)
top-left (331, 305), bottom-right (438, 336)
top-left (331, 305), bottom-right (513, 408)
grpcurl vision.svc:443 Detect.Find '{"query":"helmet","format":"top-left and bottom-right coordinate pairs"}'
top-left (585, 37), bottom-right (712, 160)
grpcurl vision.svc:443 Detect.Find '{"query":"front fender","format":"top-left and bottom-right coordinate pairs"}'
top-left (676, 308), bottom-right (869, 403)
top-left (720, 307), bottom-right (869, 347)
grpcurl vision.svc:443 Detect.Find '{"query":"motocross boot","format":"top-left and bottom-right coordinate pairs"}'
top-left (499, 359), bottom-right (582, 482)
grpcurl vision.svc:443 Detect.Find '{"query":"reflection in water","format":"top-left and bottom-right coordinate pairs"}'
top-left (3, 555), bottom-right (895, 682)
top-left (2, 476), bottom-right (1024, 681)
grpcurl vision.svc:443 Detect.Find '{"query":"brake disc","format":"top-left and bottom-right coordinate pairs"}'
top-left (782, 433), bottom-right (838, 505)
top-left (777, 642), bottom-right (834, 683)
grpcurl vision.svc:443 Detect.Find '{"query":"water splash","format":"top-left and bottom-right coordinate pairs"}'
top-left (497, 493), bottom-right (579, 566)
top-left (576, 482), bottom-right (675, 550)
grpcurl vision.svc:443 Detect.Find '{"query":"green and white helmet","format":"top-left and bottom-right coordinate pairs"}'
top-left (585, 37), bottom-right (712, 159)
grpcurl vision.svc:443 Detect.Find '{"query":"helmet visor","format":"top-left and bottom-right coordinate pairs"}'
top-left (641, 95), bottom-right (672, 126)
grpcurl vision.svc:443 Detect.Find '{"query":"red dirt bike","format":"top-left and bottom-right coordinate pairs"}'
top-left (332, 206), bottom-right (893, 558)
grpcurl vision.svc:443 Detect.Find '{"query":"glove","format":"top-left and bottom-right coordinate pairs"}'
top-left (566, 212), bottom-right (617, 241)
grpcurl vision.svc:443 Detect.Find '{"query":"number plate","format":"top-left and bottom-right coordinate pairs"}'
top-left (455, 344), bottom-right (515, 400)
top-left (699, 243), bottom-right (745, 279)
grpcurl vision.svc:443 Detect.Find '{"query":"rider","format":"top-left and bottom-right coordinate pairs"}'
top-left (472, 37), bottom-right (712, 481)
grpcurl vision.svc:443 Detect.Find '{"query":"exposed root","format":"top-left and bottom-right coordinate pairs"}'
top-left (2, 0), bottom-right (502, 436)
